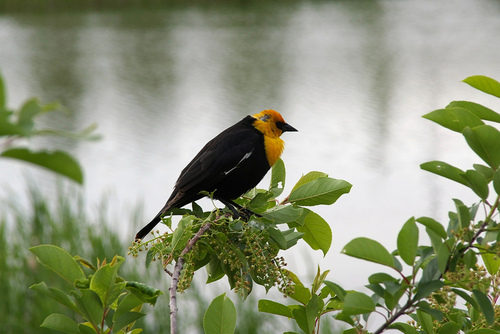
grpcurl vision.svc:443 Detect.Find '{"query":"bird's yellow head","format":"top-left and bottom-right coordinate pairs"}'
top-left (251, 109), bottom-right (297, 166)
top-left (252, 109), bottom-right (297, 138)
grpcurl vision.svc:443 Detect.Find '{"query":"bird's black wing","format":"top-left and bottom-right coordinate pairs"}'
top-left (166, 117), bottom-right (262, 208)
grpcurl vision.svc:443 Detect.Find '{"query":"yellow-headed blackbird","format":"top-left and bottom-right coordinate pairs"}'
top-left (135, 109), bottom-right (297, 241)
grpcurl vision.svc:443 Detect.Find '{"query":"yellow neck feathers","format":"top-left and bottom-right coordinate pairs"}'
top-left (252, 109), bottom-right (286, 167)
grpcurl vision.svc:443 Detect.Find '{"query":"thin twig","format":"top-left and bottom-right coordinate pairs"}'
top-left (373, 195), bottom-right (500, 334)
top-left (373, 298), bottom-right (415, 334)
top-left (169, 221), bottom-right (212, 334)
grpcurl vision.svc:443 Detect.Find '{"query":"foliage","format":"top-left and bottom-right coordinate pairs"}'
top-left (0, 71), bottom-right (99, 184)
top-left (130, 160), bottom-right (352, 300)
top-left (259, 267), bottom-right (348, 334)
top-left (2, 184), bottom-right (287, 334)
top-left (30, 244), bottom-right (163, 334)
top-left (130, 159), bottom-right (351, 333)
top-left (323, 75), bottom-right (500, 334)
top-left (135, 75), bottom-right (500, 334)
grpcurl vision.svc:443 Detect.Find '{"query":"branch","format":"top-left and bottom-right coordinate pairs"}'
top-left (444, 194), bottom-right (500, 274)
top-left (373, 298), bottom-right (415, 334)
top-left (169, 221), bottom-right (212, 334)
top-left (374, 196), bottom-right (500, 334)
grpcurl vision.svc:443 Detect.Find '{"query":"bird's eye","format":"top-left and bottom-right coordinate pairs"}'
top-left (259, 114), bottom-right (271, 122)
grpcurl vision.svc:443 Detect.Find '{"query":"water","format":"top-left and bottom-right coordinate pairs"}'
top-left (2, 0), bottom-right (500, 288)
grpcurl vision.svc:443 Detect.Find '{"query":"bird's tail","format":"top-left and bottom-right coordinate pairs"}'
top-left (135, 210), bottom-right (163, 242)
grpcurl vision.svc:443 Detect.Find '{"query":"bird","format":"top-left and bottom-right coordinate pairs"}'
top-left (135, 109), bottom-right (297, 241)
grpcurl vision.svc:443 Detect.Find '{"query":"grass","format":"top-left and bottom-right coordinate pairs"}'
top-left (0, 181), bottom-right (298, 333)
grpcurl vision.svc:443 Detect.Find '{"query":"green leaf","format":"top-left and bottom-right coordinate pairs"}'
top-left (426, 228), bottom-right (443, 254)
top-left (453, 199), bottom-right (470, 229)
top-left (467, 330), bottom-right (499, 334)
top-left (397, 217), bottom-right (419, 265)
top-left (2, 148), bottom-right (84, 184)
top-left (78, 323), bottom-right (97, 334)
top-left (447, 101), bottom-right (500, 123)
top-left (30, 282), bottom-right (80, 314)
top-left (0, 71), bottom-right (5, 111)
top-left (171, 216), bottom-right (194, 252)
top-left (388, 322), bottom-right (420, 334)
top-left (414, 280), bottom-right (444, 300)
top-left (0, 110), bottom-right (23, 136)
top-left (368, 273), bottom-right (398, 284)
top-left (416, 217), bottom-right (447, 239)
top-left (493, 169), bottom-right (500, 195)
top-left (282, 229), bottom-right (304, 248)
top-left (437, 322), bottom-right (461, 334)
top-left (461, 169), bottom-right (489, 199)
top-left (420, 161), bottom-right (467, 186)
top-left (472, 289), bottom-right (495, 325)
top-left (17, 98), bottom-right (42, 135)
top-left (288, 177), bottom-right (352, 206)
top-left (323, 280), bottom-right (347, 302)
top-left (418, 302), bottom-right (444, 321)
top-left (113, 311), bottom-right (145, 333)
top-left (437, 239), bottom-right (454, 273)
top-left (90, 256), bottom-right (125, 307)
top-left (267, 227), bottom-right (288, 250)
top-left (289, 284), bottom-right (311, 305)
top-left (40, 314), bottom-right (81, 334)
top-left (114, 293), bottom-right (144, 321)
top-left (480, 251), bottom-right (500, 275)
top-left (269, 158), bottom-right (286, 197)
top-left (125, 281), bottom-right (163, 306)
top-left (248, 191), bottom-right (273, 211)
top-left (451, 288), bottom-right (479, 310)
top-left (207, 256), bottom-right (225, 283)
top-left (291, 295), bottom-right (319, 334)
top-left (473, 164), bottom-right (495, 182)
top-left (258, 299), bottom-right (293, 318)
top-left (263, 205), bottom-right (303, 224)
top-left (291, 171), bottom-right (328, 192)
top-left (463, 125), bottom-right (500, 169)
top-left (342, 237), bottom-right (394, 268)
top-left (203, 293), bottom-right (237, 334)
top-left (421, 258), bottom-right (441, 283)
top-left (73, 289), bottom-right (104, 326)
top-left (342, 292), bottom-right (375, 315)
top-left (296, 210), bottom-right (332, 256)
top-left (423, 107), bottom-right (484, 132)
top-left (416, 309), bottom-right (434, 334)
top-left (29, 245), bottom-right (85, 284)
top-left (463, 75), bottom-right (500, 98)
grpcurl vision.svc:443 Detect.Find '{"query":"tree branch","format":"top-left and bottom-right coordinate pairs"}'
top-left (169, 221), bottom-right (212, 334)
top-left (373, 298), bottom-right (415, 334)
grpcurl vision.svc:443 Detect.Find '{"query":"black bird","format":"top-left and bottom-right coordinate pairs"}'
top-left (135, 109), bottom-right (297, 241)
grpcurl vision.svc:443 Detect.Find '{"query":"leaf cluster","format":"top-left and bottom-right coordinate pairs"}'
top-left (332, 75), bottom-right (500, 334)
top-left (30, 245), bottom-right (163, 334)
top-left (130, 159), bottom-right (352, 299)
top-left (208, 75), bottom-right (500, 334)
top-left (0, 71), bottom-right (99, 184)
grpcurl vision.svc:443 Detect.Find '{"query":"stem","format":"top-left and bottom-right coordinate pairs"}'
top-left (444, 195), bottom-right (500, 274)
top-left (169, 221), bottom-right (212, 334)
top-left (467, 195), bottom-right (500, 249)
top-left (373, 298), bottom-right (415, 334)
top-left (374, 195), bottom-right (500, 334)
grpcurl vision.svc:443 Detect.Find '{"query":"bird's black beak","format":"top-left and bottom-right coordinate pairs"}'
top-left (280, 123), bottom-right (298, 132)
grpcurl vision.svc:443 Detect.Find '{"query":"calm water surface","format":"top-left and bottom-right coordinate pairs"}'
top-left (2, 0), bottom-right (500, 288)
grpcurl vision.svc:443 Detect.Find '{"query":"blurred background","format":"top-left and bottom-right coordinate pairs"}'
top-left (1, 0), bottom-right (500, 332)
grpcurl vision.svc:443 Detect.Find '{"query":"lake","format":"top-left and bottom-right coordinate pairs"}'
top-left (1, 0), bottom-right (500, 288)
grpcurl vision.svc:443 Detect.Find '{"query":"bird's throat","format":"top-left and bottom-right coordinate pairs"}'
top-left (264, 136), bottom-right (285, 166)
